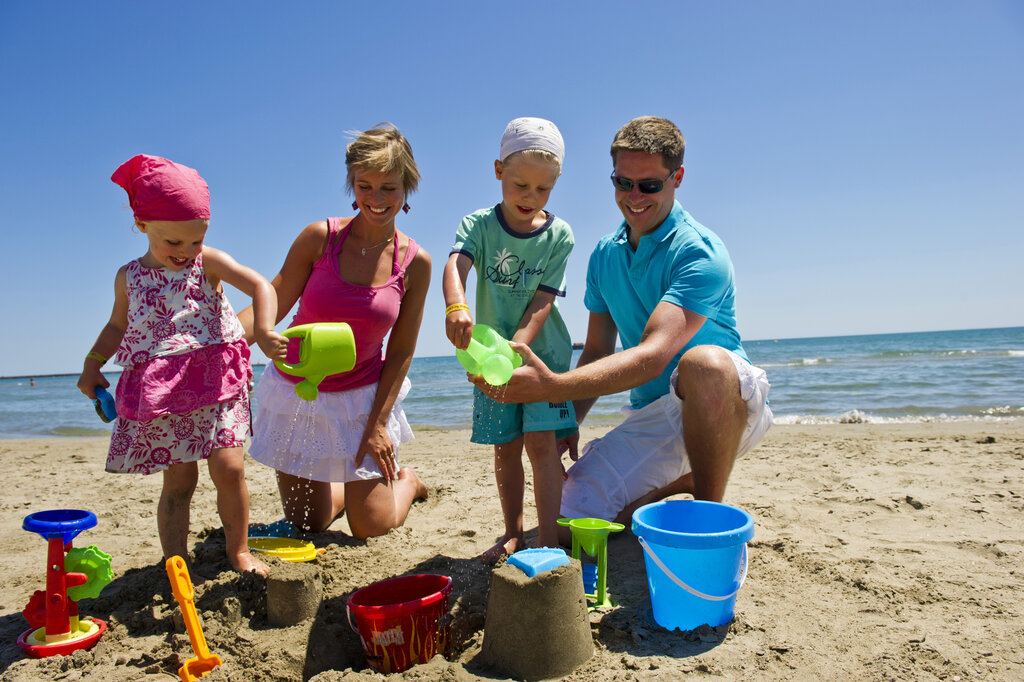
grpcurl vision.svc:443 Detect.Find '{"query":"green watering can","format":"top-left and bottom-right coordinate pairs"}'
top-left (274, 323), bottom-right (356, 400)
top-left (455, 324), bottom-right (523, 386)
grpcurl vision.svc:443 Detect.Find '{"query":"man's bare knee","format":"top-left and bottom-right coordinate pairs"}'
top-left (676, 346), bottom-right (738, 399)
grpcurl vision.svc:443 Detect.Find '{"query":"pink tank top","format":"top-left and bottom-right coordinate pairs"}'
top-left (277, 217), bottom-right (419, 392)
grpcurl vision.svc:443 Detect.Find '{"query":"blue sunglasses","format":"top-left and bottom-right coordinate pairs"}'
top-left (610, 168), bottom-right (678, 194)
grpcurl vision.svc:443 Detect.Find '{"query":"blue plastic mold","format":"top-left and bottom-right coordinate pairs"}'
top-left (506, 547), bottom-right (570, 578)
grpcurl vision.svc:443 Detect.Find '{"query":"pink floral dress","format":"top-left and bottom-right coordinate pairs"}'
top-left (107, 254), bottom-right (252, 474)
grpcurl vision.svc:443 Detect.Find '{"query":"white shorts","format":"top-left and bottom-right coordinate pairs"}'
top-left (560, 349), bottom-right (772, 521)
top-left (249, 368), bottom-right (413, 483)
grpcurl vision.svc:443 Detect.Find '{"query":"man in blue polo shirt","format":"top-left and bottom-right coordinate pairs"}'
top-left (472, 116), bottom-right (772, 532)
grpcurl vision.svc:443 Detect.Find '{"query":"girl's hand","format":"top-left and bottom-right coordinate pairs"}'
top-left (255, 329), bottom-right (289, 363)
top-left (355, 422), bottom-right (398, 482)
top-left (77, 369), bottom-right (109, 399)
top-left (445, 309), bottom-right (473, 350)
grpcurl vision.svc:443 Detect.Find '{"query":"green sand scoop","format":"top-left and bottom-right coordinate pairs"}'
top-left (274, 323), bottom-right (356, 401)
top-left (455, 324), bottom-right (523, 386)
top-left (558, 517), bottom-right (624, 609)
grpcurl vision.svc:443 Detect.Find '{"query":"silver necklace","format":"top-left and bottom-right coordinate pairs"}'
top-left (360, 236), bottom-right (393, 256)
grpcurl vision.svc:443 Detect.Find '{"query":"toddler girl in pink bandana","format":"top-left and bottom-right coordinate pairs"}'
top-left (77, 154), bottom-right (288, 576)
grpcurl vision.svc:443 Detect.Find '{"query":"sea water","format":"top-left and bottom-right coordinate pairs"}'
top-left (1, 326), bottom-right (1021, 438)
top-left (746, 326), bottom-right (1024, 424)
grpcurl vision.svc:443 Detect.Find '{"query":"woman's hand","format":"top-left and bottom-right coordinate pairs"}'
top-left (355, 422), bottom-right (399, 481)
top-left (255, 329), bottom-right (289, 363)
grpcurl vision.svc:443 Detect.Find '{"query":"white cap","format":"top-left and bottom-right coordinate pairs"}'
top-left (499, 117), bottom-right (565, 164)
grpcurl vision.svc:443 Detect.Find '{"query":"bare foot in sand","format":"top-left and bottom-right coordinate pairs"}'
top-left (231, 550), bottom-right (270, 576)
top-left (399, 467), bottom-right (429, 500)
top-left (481, 534), bottom-right (523, 565)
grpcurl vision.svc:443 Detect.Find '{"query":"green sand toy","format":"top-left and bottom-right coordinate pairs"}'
top-left (455, 324), bottom-right (523, 386)
top-left (558, 517), bottom-right (624, 609)
top-left (64, 546), bottom-right (114, 601)
top-left (274, 323), bottom-right (356, 401)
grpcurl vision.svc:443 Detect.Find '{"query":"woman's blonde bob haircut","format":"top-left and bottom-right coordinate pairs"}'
top-left (345, 123), bottom-right (421, 194)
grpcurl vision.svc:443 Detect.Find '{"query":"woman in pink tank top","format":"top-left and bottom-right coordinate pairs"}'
top-left (239, 125), bottom-right (430, 537)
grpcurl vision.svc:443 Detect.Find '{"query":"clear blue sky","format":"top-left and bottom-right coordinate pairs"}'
top-left (1, 1), bottom-right (1021, 376)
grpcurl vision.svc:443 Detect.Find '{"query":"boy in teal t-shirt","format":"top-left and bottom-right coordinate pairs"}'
top-left (443, 117), bottom-right (576, 563)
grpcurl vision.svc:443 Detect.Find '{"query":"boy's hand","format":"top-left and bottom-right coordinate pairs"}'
top-left (254, 329), bottom-right (289, 363)
top-left (445, 309), bottom-right (473, 350)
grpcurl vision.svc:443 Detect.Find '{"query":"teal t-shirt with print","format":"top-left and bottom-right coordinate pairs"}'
top-left (451, 204), bottom-right (574, 372)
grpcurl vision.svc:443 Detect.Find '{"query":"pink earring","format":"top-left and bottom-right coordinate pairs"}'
top-left (402, 202), bottom-right (411, 214)
top-left (352, 201), bottom-right (359, 211)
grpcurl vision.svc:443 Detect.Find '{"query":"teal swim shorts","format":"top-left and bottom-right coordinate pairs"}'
top-left (470, 386), bottom-right (577, 445)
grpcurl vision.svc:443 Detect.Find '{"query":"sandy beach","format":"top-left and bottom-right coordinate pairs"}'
top-left (1, 420), bottom-right (1022, 681)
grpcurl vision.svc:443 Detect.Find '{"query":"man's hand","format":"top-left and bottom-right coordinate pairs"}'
top-left (556, 430), bottom-right (580, 462)
top-left (469, 341), bottom-right (557, 404)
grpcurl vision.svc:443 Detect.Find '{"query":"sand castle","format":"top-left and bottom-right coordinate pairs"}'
top-left (481, 555), bottom-right (593, 680)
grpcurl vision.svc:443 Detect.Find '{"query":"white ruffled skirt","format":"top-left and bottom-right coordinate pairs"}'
top-left (249, 368), bottom-right (413, 483)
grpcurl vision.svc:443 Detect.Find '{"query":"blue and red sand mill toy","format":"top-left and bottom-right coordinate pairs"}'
top-left (18, 509), bottom-right (113, 657)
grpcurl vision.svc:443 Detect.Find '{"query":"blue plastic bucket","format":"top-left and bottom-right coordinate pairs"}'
top-left (631, 500), bottom-right (754, 631)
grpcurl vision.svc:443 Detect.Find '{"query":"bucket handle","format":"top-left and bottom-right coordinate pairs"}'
top-left (637, 536), bottom-right (748, 602)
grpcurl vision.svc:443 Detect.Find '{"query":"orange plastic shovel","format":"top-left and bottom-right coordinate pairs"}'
top-left (165, 556), bottom-right (223, 681)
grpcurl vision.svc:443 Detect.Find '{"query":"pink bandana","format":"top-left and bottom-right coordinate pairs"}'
top-left (111, 154), bottom-right (210, 221)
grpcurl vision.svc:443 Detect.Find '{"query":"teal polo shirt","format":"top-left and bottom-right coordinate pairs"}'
top-left (584, 201), bottom-right (747, 409)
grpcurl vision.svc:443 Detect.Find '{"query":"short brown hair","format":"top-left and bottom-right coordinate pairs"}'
top-left (345, 123), bottom-right (421, 194)
top-left (610, 116), bottom-right (685, 170)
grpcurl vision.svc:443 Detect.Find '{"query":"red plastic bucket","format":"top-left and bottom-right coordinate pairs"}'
top-left (346, 574), bottom-right (453, 673)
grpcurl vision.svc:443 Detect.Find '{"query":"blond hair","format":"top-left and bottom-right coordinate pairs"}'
top-left (501, 148), bottom-right (562, 173)
top-left (345, 123), bottom-right (421, 194)
top-left (610, 116), bottom-right (685, 170)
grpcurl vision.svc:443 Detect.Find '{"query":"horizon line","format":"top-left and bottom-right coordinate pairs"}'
top-left (3, 324), bottom-right (1020, 381)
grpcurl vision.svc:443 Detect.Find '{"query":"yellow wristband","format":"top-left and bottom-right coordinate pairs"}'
top-left (85, 351), bottom-right (107, 365)
top-left (445, 303), bottom-right (470, 316)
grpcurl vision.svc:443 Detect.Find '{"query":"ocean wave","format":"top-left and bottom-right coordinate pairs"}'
top-left (759, 358), bottom-right (833, 368)
top-left (759, 348), bottom-right (1022, 368)
top-left (773, 410), bottom-right (1023, 425)
top-left (867, 348), bottom-right (1024, 359)
top-left (980, 405), bottom-right (1024, 416)
top-left (49, 426), bottom-right (112, 437)
top-left (871, 349), bottom-right (975, 358)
